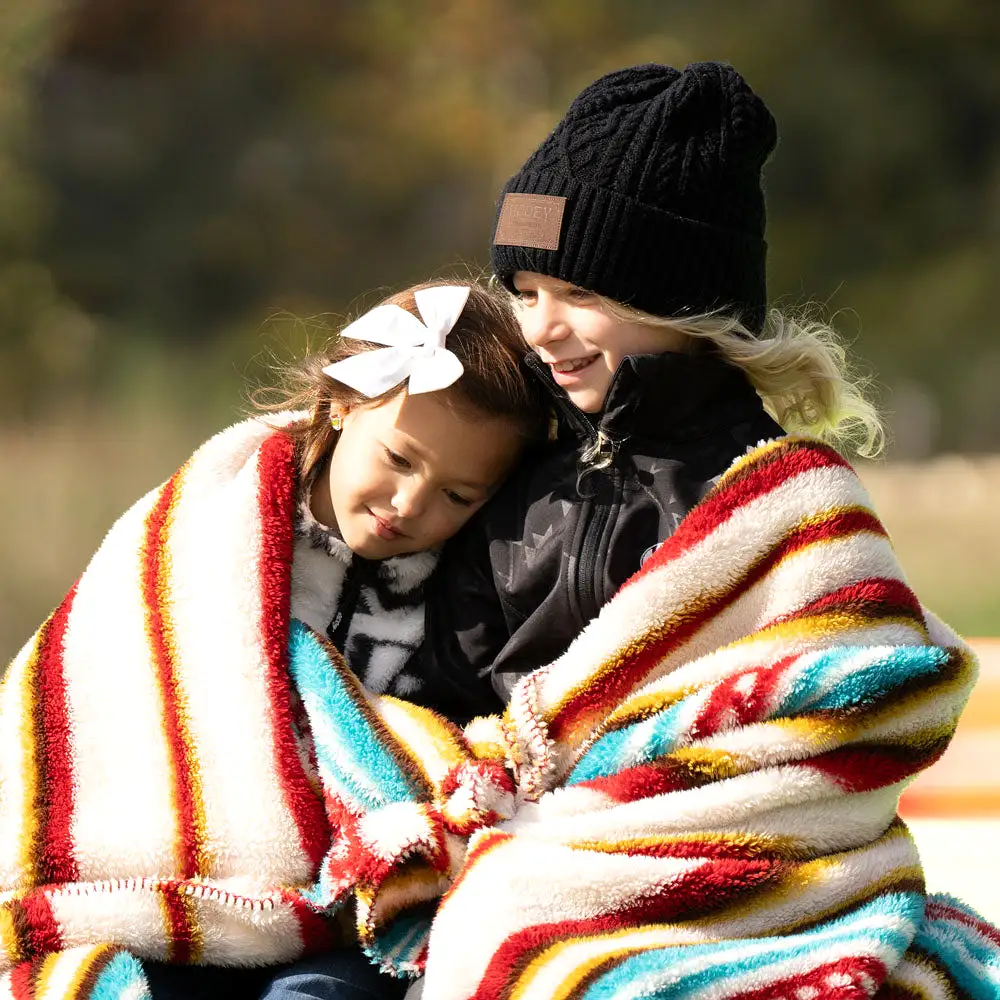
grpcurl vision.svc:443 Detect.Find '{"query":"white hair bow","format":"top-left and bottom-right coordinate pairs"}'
top-left (321, 285), bottom-right (470, 397)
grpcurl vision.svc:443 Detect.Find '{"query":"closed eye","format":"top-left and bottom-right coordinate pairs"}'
top-left (445, 489), bottom-right (474, 507)
top-left (384, 447), bottom-right (410, 469)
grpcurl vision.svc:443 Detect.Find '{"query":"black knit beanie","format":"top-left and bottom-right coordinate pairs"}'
top-left (491, 62), bottom-right (778, 332)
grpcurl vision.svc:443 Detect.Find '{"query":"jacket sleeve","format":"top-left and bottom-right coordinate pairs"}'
top-left (411, 512), bottom-right (511, 724)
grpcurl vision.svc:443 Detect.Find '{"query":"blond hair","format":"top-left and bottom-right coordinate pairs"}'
top-left (599, 298), bottom-right (885, 459)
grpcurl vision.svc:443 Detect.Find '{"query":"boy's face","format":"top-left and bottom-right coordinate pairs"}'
top-left (512, 272), bottom-right (689, 413)
top-left (317, 390), bottom-right (521, 559)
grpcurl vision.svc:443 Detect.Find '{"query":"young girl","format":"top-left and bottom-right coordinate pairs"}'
top-left (418, 62), bottom-right (885, 719)
top-left (0, 279), bottom-right (546, 999)
top-left (398, 64), bottom-right (995, 1000)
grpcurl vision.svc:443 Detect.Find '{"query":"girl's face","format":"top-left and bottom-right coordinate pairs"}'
top-left (316, 390), bottom-right (522, 559)
top-left (513, 272), bottom-right (690, 413)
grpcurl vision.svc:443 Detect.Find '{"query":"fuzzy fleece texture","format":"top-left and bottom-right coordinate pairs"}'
top-left (0, 418), bottom-right (508, 997)
top-left (2, 426), bottom-right (998, 998)
top-left (411, 437), bottom-right (1000, 999)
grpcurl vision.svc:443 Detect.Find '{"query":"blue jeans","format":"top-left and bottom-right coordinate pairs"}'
top-left (143, 950), bottom-right (409, 999)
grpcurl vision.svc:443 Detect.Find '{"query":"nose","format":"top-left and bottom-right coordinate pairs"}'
top-left (520, 291), bottom-right (570, 350)
top-left (391, 476), bottom-right (431, 519)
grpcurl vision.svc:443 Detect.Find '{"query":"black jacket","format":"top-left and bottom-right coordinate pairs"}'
top-left (417, 350), bottom-right (785, 722)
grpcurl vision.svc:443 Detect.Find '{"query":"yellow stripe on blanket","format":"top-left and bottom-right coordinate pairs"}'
top-left (63, 944), bottom-right (119, 999)
top-left (15, 625), bottom-right (46, 888)
top-left (374, 697), bottom-right (469, 790)
top-left (516, 941), bottom-right (632, 1000)
top-left (0, 906), bottom-right (22, 969)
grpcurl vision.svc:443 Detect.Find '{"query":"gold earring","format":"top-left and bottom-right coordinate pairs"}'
top-left (330, 413), bottom-right (343, 432)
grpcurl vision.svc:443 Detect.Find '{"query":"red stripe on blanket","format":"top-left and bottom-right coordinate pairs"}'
top-left (7, 959), bottom-right (35, 1000)
top-left (769, 576), bottom-right (923, 627)
top-left (470, 858), bottom-right (783, 1000)
top-left (550, 507), bottom-right (889, 743)
top-left (256, 433), bottom-right (331, 875)
top-left (695, 656), bottom-right (796, 738)
top-left (584, 737), bottom-right (946, 806)
top-left (31, 585), bottom-right (80, 885)
top-left (809, 741), bottom-right (949, 792)
top-left (724, 955), bottom-right (886, 999)
top-left (577, 758), bottom-right (726, 800)
top-left (924, 900), bottom-right (1000, 948)
top-left (629, 439), bottom-right (852, 579)
top-left (142, 471), bottom-right (206, 879)
top-left (160, 884), bottom-right (198, 964)
top-left (20, 891), bottom-right (63, 960)
top-left (279, 889), bottom-right (341, 956)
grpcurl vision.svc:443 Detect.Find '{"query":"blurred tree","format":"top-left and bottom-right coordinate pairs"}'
top-left (31, 0), bottom-right (659, 333)
top-left (0, 0), bottom-right (997, 452)
top-left (0, 0), bottom-right (99, 421)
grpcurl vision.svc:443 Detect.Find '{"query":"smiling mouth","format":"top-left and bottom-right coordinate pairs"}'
top-left (551, 356), bottom-right (597, 374)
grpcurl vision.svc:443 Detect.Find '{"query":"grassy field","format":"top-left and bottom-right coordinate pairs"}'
top-left (2, 417), bottom-right (999, 662)
top-left (0, 414), bottom-right (216, 663)
top-left (857, 454), bottom-right (1000, 637)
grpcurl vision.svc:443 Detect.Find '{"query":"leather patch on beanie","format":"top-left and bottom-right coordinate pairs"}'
top-left (494, 193), bottom-right (566, 251)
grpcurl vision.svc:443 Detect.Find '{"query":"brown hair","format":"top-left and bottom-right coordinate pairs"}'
top-left (258, 279), bottom-right (549, 480)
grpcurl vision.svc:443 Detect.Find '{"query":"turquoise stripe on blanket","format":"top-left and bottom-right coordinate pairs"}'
top-left (567, 646), bottom-right (949, 785)
top-left (568, 700), bottom-right (690, 784)
top-left (364, 911), bottom-right (431, 975)
top-left (913, 895), bottom-right (1000, 999)
top-left (783, 646), bottom-right (948, 715)
top-left (288, 620), bottom-right (420, 811)
top-left (580, 892), bottom-right (921, 999)
top-left (89, 952), bottom-right (149, 1000)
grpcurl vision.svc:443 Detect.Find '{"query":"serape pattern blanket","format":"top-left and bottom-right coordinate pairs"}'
top-left (0, 418), bottom-right (509, 996)
top-left (411, 437), bottom-right (1000, 999)
top-left (2, 426), bottom-right (998, 998)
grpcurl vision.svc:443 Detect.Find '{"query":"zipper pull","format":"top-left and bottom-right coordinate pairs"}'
top-left (575, 430), bottom-right (619, 496)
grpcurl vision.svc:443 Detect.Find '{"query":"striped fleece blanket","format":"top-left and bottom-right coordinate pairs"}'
top-left (0, 418), bottom-right (334, 995)
top-left (404, 436), bottom-right (999, 999)
top-left (0, 417), bottom-right (512, 996)
top-left (3, 426), bottom-right (999, 997)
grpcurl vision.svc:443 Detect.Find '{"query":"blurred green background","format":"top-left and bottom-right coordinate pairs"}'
top-left (2, 0), bottom-right (999, 661)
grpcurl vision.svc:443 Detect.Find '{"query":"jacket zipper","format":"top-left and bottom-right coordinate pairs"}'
top-left (523, 352), bottom-right (626, 627)
top-left (572, 432), bottom-right (624, 625)
top-left (576, 466), bottom-right (622, 622)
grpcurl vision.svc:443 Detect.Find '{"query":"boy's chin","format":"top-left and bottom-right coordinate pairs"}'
top-left (565, 388), bottom-right (607, 414)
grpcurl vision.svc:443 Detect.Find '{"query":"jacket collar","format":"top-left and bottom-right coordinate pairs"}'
top-left (525, 349), bottom-right (767, 448)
